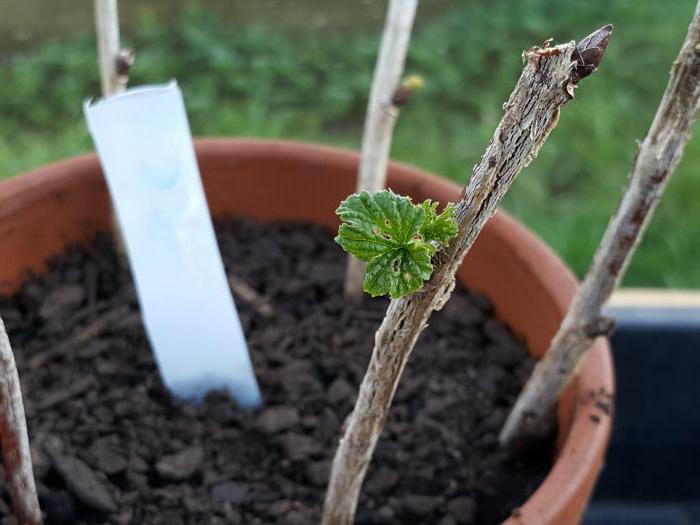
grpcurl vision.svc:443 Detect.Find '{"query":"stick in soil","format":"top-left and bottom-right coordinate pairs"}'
top-left (95, 0), bottom-right (133, 97)
top-left (0, 317), bottom-right (42, 525)
top-left (229, 276), bottom-right (274, 318)
top-left (344, 0), bottom-right (419, 301)
top-left (500, 3), bottom-right (700, 448)
top-left (322, 26), bottom-right (612, 525)
top-left (94, 0), bottom-right (134, 256)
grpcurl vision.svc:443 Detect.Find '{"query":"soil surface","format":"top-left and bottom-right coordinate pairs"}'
top-left (0, 219), bottom-right (554, 525)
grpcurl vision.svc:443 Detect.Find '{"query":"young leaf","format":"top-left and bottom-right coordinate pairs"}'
top-left (420, 201), bottom-right (458, 246)
top-left (335, 190), bottom-right (457, 299)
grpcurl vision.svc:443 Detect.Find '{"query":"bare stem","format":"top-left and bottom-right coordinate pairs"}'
top-left (344, 0), bottom-right (419, 301)
top-left (94, 0), bottom-right (133, 256)
top-left (322, 27), bottom-right (611, 525)
top-left (0, 317), bottom-right (42, 525)
top-left (500, 5), bottom-right (700, 448)
top-left (95, 0), bottom-right (133, 97)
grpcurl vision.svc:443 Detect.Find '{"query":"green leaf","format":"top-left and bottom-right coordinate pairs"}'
top-left (420, 201), bottom-right (458, 246)
top-left (364, 244), bottom-right (433, 299)
top-left (335, 190), bottom-right (458, 299)
top-left (335, 190), bottom-right (424, 262)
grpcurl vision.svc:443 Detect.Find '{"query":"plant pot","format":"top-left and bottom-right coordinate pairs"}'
top-left (0, 138), bottom-right (613, 524)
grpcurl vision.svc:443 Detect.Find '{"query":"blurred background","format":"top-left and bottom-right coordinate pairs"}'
top-left (1, 0), bottom-right (699, 288)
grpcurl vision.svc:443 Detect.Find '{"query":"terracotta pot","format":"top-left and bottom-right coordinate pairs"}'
top-left (0, 139), bottom-right (613, 524)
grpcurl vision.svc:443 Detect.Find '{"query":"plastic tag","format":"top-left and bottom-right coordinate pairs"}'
top-left (84, 82), bottom-right (261, 408)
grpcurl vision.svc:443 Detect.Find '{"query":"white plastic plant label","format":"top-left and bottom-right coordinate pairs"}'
top-left (84, 81), bottom-right (261, 408)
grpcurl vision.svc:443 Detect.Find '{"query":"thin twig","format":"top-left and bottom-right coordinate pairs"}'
top-left (344, 0), bottom-right (419, 301)
top-left (94, 0), bottom-right (133, 256)
top-left (229, 276), bottom-right (274, 318)
top-left (322, 27), bottom-right (612, 525)
top-left (500, 3), bottom-right (700, 448)
top-left (0, 317), bottom-right (42, 524)
top-left (95, 0), bottom-right (133, 97)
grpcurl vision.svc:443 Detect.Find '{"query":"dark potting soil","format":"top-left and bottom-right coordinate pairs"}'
top-left (0, 219), bottom-right (554, 525)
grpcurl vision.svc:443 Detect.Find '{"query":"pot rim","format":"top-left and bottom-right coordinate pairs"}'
top-left (0, 138), bottom-right (613, 523)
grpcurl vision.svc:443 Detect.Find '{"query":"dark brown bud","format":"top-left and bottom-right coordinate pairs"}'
top-left (392, 75), bottom-right (424, 107)
top-left (583, 316), bottom-right (616, 338)
top-left (572, 24), bottom-right (613, 82)
top-left (115, 48), bottom-right (135, 77)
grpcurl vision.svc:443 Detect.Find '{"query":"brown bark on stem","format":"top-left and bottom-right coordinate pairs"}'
top-left (0, 317), bottom-right (42, 525)
top-left (322, 27), bottom-right (612, 525)
top-left (344, 0), bottom-right (419, 301)
top-left (500, 6), bottom-right (700, 448)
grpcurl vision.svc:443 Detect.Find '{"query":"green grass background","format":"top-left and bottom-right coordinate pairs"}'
top-left (1, 1), bottom-right (698, 287)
